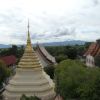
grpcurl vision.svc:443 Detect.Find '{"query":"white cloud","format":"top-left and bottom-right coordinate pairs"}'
top-left (0, 0), bottom-right (99, 44)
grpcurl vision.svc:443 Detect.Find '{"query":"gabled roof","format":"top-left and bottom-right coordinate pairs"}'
top-left (0, 55), bottom-right (16, 66)
top-left (84, 41), bottom-right (100, 57)
top-left (36, 43), bottom-right (56, 64)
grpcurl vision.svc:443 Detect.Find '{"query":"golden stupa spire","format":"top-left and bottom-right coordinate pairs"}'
top-left (27, 20), bottom-right (31, 45)
top-left (18, 20), bottom-right (41, 68)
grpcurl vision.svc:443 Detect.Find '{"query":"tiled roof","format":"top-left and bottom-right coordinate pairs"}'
top-left (0, 55), bottom-right (16, 66)
top-left (36, 43), bottom-right (56, 64)
top-left (84, 42), bottom-right (100, 57)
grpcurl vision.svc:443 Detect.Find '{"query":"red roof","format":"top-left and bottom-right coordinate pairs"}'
top-left (0, 55), bottom-right (16, 66)
top-left (84, 42), bottom-right (100, 57)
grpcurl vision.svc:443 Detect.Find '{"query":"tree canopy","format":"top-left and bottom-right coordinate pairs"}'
top-left (55, 59), bottom-right (100, 100)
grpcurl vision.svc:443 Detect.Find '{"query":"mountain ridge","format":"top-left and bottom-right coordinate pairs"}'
top-left (0, 40), bottom-right (86, 48)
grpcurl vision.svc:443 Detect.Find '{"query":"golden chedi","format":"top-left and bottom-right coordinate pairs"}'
top-left (3, 22), bottom-right (55, 100)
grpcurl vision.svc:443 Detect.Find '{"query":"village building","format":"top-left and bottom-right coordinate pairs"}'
top-left (0, 55), bottom-right (16, 69)
top-left (35, 43), bottom-right (57, 68)
top-left (84, 39), bottom-right (100, 67)
top-left (3, 22), bottom-right (55, 100)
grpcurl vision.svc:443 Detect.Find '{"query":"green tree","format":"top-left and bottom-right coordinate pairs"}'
top-left (16, 45), bottom-right (24, 63)
top-left (55, 54), bottom-right (67, 63)
top-left (66, 46), bottom-right (77, 59)
top-left (95, 55), bottom-right (100, 67)
top-left (55, 59), bottom-right (100, 100)
top-left (0, 45), bottom-right (24, 58)
top-left (0, 45), bottom-right (18, 57)
top-left (44, 65), bottom-right (55, 79)
top-left (0, 48), bottom-right (11, 56)
top-left (20, 94), bottom-right (41, 100)
top-left (0, 60), bottom-right (10, 88)
top-left (9, 45), bottom-right (18, 57)
top-left (84, 42), bottom-right (92, 49)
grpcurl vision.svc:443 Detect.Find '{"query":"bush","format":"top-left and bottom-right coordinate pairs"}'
top-left (0, 60), bottom-right (10, 86)
top-left (44, 65), bottom-right (55, 79)
top-left (20, 94), bottom-right (41, 100)
top-left (95, 55), bottom-right (100, 67)
top-left (55, 59), bottom-right (100, 100)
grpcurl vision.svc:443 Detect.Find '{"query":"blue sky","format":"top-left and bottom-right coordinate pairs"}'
top-left (0, 0), bottom-right (100, 44)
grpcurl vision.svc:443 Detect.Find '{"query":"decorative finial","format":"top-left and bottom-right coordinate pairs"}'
top-left (28, 19), bottom-right (29, 33)
top-left (27, 19), bottom-right (31, 45)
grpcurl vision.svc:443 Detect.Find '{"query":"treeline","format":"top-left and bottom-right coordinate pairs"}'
top-left (0, 42), bottom-right (91, 63)
top-left (46, 43), bottom-right (90, 63)
top-left (0, 45), bottom-right (24, 60)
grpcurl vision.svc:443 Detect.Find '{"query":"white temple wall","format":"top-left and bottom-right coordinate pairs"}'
top-left (86, 55), bottom-right (95, 67)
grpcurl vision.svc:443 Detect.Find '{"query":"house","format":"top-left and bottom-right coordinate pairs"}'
top-left (35, 43), bottom-right (57, 67)
top-left (84, 39), bottom-right (100, 67)
top-left (0, 55), bottom-right (16, 69)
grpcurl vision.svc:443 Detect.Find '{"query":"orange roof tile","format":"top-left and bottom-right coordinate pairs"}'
top-left (0, 55), bottom-right (16, 66)
top-left (84, 42), bottom-right (100, 57)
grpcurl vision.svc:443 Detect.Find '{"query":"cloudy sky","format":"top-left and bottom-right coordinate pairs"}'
top-left (0, 0), bottom-right (100, 44)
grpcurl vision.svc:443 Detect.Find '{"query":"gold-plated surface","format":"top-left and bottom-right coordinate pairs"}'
top-left (18, 22), bottom-right (41, 68)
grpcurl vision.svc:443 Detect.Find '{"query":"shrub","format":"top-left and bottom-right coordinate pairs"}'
top-left (95, 55), bottom-right (100, 67)
top-left (0, 60), bottom-right (10, 86)
top-left (20, 94), bottom-right (41, 100)
top-left (44, 65), bottom-right (55, 79)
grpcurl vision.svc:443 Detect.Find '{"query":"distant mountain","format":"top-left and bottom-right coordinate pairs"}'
top-left (0, 40), bottom-right (86, 48)
top-left (0, 44), bottom-right (11, 48)
top-left (40, 40), bottom-right (86, 46)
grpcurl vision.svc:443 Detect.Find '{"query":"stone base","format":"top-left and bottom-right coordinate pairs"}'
top-left (3, 68), bottom-right (56, 100)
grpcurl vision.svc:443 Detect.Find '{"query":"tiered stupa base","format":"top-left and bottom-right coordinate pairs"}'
top-left (3, 68), bottom-right (55, 100)
top-left (3, 22), bottom-right (56, 100)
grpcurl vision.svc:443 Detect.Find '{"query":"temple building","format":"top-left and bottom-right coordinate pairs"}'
top-left (3, 23), bottom-right (55, 100)
top-left (84, 39), bottom-right (100, 67)
top-left (35, 43), bottom-right (57, 67)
